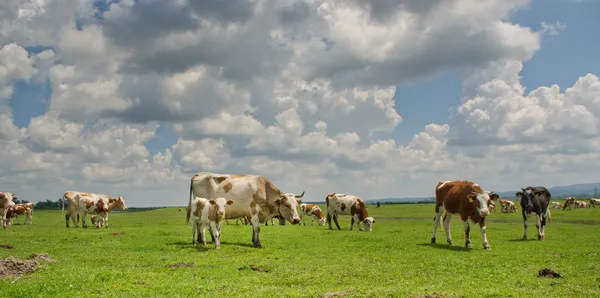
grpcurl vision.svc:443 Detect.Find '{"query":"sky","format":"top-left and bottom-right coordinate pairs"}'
top-left (1, 0), bottom-right (599, 207)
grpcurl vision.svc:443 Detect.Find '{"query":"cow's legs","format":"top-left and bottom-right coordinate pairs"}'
top-left (65, 211), bottom-right (70, 227)
top-left (327, 212), bottom-right (333, 230)
top-left (250, 213), bottom-right (262, 248)
top-left (1, 209), bottom-right (6, 230)
top-left (80, 211), bottom-right (87, 228)
top-left (191, 220), bottom-right (197, 246)
top-left (442, 213), bottom-right (453, 245)
top-left (536, 213), bottom-right (543, 240)
top-left (431, 206), bottom-right (445, 244)
top-left (333, 214), bottom-right (341, 230)
top-left (211, 222), bottom-right (221, 249)
top-left (480, 218), bottom-right (490, 250)
top-left (522, 211), bottom-right (528, 240)
top-left (350, 217), bottom-right (355, 231)
top-left (199, 223), bottom-right (207, 247)
top-left (463, 220), bottom-right (471, 248)
top-left (104, 214), bottom-right (109, 229)
top-left (540, 212), bottom-right (547, 240)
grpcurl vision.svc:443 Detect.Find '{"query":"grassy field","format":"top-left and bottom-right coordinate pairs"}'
top-left (1, 202), bottom-right (599, 297)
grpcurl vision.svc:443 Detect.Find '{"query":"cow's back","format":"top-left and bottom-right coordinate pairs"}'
top-left (435, 181), bottom-right (477, 214)
top-left (327, 194), bottom-right (359, 216)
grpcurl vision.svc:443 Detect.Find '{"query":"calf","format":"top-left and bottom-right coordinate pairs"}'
top-left (0, 192), bottom-right (16, 230)
top-left (516, 187), bottom-right (551, 240)
top-left (300, 203), bottom-right (326, 226)
top-left (551, 202), bottom-right (562, 209)
top-left (326, 193), bottom-right (375, 231)
top-left (590, 198), bottom-right (600, 208)
top-left (6, 204), bottom-right (33, 225)
top-left (91, 197), bottom-right (128, 228)
top-left (431, 180), bottom-right (499, 250)
top-left (189, 196), bottom-right (233, 249)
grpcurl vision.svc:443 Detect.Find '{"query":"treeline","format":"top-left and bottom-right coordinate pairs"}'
top-left (22, 198), bottom-right (165, 212)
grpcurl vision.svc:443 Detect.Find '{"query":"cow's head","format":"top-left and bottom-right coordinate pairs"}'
top-left (313, 209), bottom-right (326, 226)
top-left (209, 197), bottom-right (234, 222)
top-left (466, 191), bottom-right (496, 217)
top-left (276, 191), bottom-right (304, 225)
top-left (516, 188), bottom-right (535, 212)
top-left (363, 217), bottom-right (375, 231)
top-left (110, 196), bottom-right (128, 210)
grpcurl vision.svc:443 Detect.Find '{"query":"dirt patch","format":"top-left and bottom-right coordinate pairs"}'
top-left (320, 290), bottom-right (352, 298)
top-left (168, 263), bottom-right (195, 268)
top-left (539, 268), bottom-right (562, 278)
top-left (238, 265), bottom-right (269, 273)
top-left (111, 232), bottom-right (124, 236)
top-left (0, 244), bottom-right (14, 249)
top-left (0, 253), bottom-right (55, 279)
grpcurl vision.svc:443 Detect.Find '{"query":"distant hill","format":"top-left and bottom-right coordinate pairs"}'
top-left (364, 182), bottom-right (600, 204)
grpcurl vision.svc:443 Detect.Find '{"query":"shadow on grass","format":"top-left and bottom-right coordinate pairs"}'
top-left (167, 241), bottom-right (256, 249)
top-left (507, 238), bottom-right (538, 242)
top-left (416, 242), bottom-right (472, 252)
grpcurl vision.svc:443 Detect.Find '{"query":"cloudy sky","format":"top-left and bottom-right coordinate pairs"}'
top-left (1, 0), bottom-right (599, 207)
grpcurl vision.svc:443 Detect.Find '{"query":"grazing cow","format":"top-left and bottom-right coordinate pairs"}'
top-left (551, 202), bottom-right (562, 209)
top-left (516, 187), bottom-right (551, 240)
top-left (576, 201), bottom-right (589, 208)
top-left (326, 193), bottom-right (375, 231)
top-left (590, 198), bottom-right (600, 208)
top-left (189, 196), bottom-right (233, 249)
top-left (0, 192), bottom-right (16, 230)
top-left (6, 204), bottom-right (33, 225)
top-left (562, 197), bottom-right (576, 210)
top-left (186, 172), bottom-right (303, 248)
top-left (499, 200), bottom-right (516, 213)
top-left (300, 203), bottom-right (326, 226)
top-left (431, 181), bottom-right (499, 250)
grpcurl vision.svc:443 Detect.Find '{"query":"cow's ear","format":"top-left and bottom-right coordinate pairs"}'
top-left (296, 199), bottom-right (302, 204)
top-left (467, 193), bottom-right (475, 203)
top-left (515, 193), bottom-right (522, 198)
top-left (490, 194), bottom-right (499, 201)
top-left (274, 198), bottom-right (281, 205)
top-left (226, 200), bottom-right (234, 205)
top-left (209, 200), bottom-right (216, 205)
top-left (535, 193), bottom-right (540, 198)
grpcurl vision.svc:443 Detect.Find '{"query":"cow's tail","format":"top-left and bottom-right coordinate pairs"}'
top-left (61, 193), bottom-right (65, 217)
top-left (546, 207), bottom-right (552, 224)
top-left (186, 178), bottom-right (193, 225)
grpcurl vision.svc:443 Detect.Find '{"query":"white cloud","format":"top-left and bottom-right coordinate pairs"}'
top-left (0, 0), bottom-right (598, 206)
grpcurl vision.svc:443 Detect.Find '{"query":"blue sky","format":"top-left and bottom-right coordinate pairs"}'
top-left (1, 0), bottom-right (599, 206)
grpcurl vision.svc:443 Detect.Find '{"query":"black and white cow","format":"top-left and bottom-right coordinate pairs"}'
top-left (515, 187), bottom-right (551, 240)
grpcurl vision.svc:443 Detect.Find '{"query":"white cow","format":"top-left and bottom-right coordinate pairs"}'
top-left (590, 198), bottom-right (600, 208)
top-left (299, 203), bottom-right (326, 226)
top-left (0, 192), bottom-right (16, 230)
top-left (551, 202), bottom-right (562, 209)
top-left (326, 193), bottom-right (375, 232)
top-left (186, 172), bottom-right (303, 248)
top-left (189, 196), bottom-right (233, 249)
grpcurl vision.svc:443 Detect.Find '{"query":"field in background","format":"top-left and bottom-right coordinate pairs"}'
top-left (1, 202), bottom-right (599, 297)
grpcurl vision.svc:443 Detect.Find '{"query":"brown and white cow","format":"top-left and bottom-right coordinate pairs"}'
top-left (562, 197), bottom-right (577, 210)
top-left (576, 201), bottom-right (589, 208)
top-left (186, 172), bottom-right (303, 248)
top-left (0, 192), bottom-right (16, 230)
top-left (62, 191), bottom-right (125, 228)
top-left (300, 203), bottom-right (326, 226)
top-left (6, 204), bottom-right (33, 225)
top-left (189, 196), bottom-right (234, 249)
top-left (77, 195), bottom-right (127, 228)
top-left (431, 180), bottom-right (499, 250)
top-left (551, 202), bottom-right (562, 209)
top-left (326, 193), bottom-right (374, 232)
top-left (590, 198), bottom-right (600, 208)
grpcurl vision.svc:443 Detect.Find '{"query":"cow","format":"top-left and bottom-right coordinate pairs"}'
top-left (186, 172), bottom-right (303, 248)
top-left (77, 195), bottom-right (127, 228)
top-left (189, 196), bottom-right (234, 249)
top-left (499, 200), bottom-right (516, 213)
top-left (6, 204), bottom-right (33, 225)
top-left (551, 202), bottom-right (562, 209)
top-left (63, 191), bottom-right (108, 227)
top-left (562, 197), bottom-right (576, 210)
top-left (515, 187), bottom-right (551, 240)
top-left (300, 203), bottom-right (326, 226)
top-left (590, 198), bottom-right (600, 208)
top-left (576, 201), bottom-right (589, 208)
top-left (431, 181), bottom-right (499, 250)
top-left (0, 192), bottom-right (16, 230)
top-left (325, 193), bottom-right (375, 232)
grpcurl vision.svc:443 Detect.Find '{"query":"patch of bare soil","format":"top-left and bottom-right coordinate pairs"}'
top-left (321, 290), bottom-right (353, 298)
top-left (238, 265), bottom-right (269, 272)
top-left (539, 268), bottom-right (563, 278)
top-left (0, 244), bottom-right (14, 249)
top-left (111, 232), bottom-right (124, 236)
top-left (0, 253), bottom-right (55, 279)
top-left (169, 263), bottom-right (195, 268)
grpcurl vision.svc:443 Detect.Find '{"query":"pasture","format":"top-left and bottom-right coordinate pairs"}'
top-left (1, 202), bottom-right (599, 297)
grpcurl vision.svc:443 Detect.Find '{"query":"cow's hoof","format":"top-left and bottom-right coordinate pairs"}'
top-left (522, 236), bottom-right (527, 240)
top-left (538, 235), bottom-right (544, 240)
top-left (484, 245), bottom-right (491, 250)
top-left (447, 240), bottom-right (453, 246)
top-left (431, 237), bottom-right (436, 244)
top-left (254, 243), bottom-right (262, 248)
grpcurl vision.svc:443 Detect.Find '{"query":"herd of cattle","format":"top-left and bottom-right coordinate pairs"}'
top-left (1, 172), bottom-right (599, 251)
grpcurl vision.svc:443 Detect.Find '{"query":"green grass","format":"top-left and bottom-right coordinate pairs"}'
top-left (1, 202), bottom-right (599, 297)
